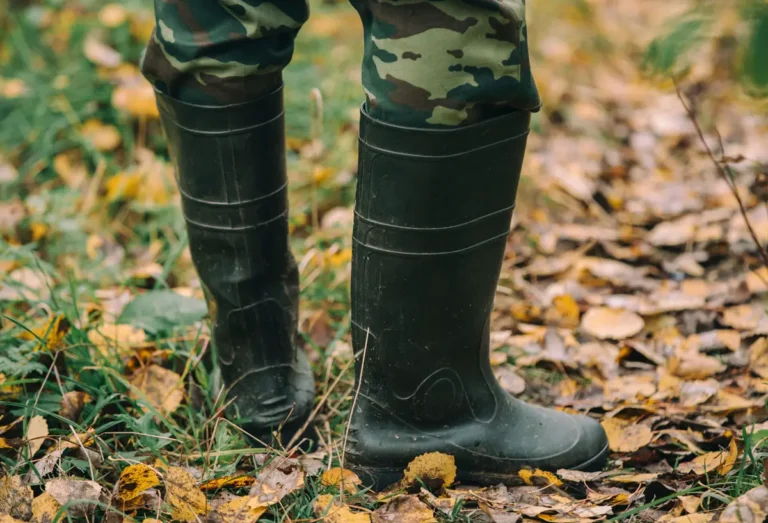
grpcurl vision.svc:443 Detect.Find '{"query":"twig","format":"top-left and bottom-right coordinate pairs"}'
top-left (340, 328), bottom-right (369, 504)
top-left (674, 80), bottom-right (768, 268)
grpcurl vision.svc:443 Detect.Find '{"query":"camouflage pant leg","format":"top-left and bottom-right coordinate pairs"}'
top-left (141, 0), bottom-right (539, 127)
top-left (140, 0), bottom-right (309, 105)
top-left (352, 0), bottom-right (540, 127)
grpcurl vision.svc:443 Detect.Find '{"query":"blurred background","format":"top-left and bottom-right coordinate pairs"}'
top-left (2, 0), bottom-right (768, 520)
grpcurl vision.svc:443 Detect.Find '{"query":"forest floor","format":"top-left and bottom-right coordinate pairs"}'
top-left (2, 0), bottom-right (768, 521)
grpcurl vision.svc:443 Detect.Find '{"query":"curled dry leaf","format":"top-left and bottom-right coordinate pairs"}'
top-left (678, 439), bottom-right (738, 476)
top-left (321, 468), bottom-right (362, 494)
top-left (26, 415), bottom-right (48, 458)
top-left (494, 366), bottom-right (526, 395)
top-left (200, 475), bottom-right (256, 491)
top-left (372, 495), bottom-right (437, 523)
top-left (667, 350), bottom-right (726, 380)
top-left (164, 466), bottom-right (207, 522)
top-left (719, 486), bottom-right (768, 523)
top-left (117, 464), bottom-right (161, 502)
top-left (129, 364), bottom-right (184, 414)
top-left (88, 323), bottom-right (147, 359)
top-left (45, 478), bottom-right (102, 517)
top-left (721, 304), bottom-right (765, 331)
top-left (248, 458), bottom-right (305, 509)
top-left (19, 313), bottom-right (70, 352)
top-left (59, 391), bottom-right (92, 422)
top-left (402, 452), bottom-right (457, 491)
top-left (581, 307), bottom-right (644, 340)
top-left (0, 475), bottom-right (33, 520)
top-left (601, 418), bottom-right (654, 453)
top-left (313, 494), bottom-right (371, 523)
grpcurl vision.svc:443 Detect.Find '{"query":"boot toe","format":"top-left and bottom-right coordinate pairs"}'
top-left (571, 414), bottom-right (609, 471)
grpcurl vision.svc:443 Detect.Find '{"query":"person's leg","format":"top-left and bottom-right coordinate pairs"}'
top-left (142, 0), bottom-right (315, 446)
top-left (350, 0), bottom-right (541, 128)
top-left (346, 0), bottom-right (608, 488)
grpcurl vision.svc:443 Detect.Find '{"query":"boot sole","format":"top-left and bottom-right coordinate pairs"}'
top-left (352, 442), bottom-right (611, 492)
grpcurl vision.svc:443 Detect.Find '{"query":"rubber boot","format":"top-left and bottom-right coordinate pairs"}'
top-left (347, 107), bottom-right (609, 489)
top-left (156, 85), bottom-right (315, 446)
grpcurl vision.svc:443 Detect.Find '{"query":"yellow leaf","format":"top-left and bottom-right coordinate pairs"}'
top-left (549, 294), bottom-right (580, 328)
top-left (26, 415), bottom-right (48, 458)
top-left (677, 439), bottom-right (739, 476)
top-left (518, 468), bottom-right (564, 487)
top-left (112, 81), bottom-right (159, 119)
top-left (213, 496), bottom-right (268, 523)
top-left (104, 171), bottom-right (142, 201)
top-left (511, 302), bottom-right (542, 323)
top-left (81, 119), bottom-right (121, 151)
top-left (88, 323), bottom-right (147, 358)
top-left (581, 307), bottom-right (644, 340)
top-left (20, 313), bottom-right (70, 351)
top-left (321, 468), bottom-right (362, 494)
top-left (0, 475), bottom-right (33, 520)
top-left (601, 418), bottom-right (654, 453)
top-left (128, 10), bottom-right (155, 42)
top-left (2, 79), bottom-right (27, 98)
top-left (164, 467), bottom-right (207, 522)
top-left (402, 452), bottom-right (456, 490)
top-left (313, 166), bottom-right (334, 183)
top-left (31, 493), bottom-right (61, 523)
top-left (200, 475), bottom-right (255, 491)
top-left (313, 494), bottom-right (371, 523)
top-left (98, 4), bottom-right (127, 27)
top-left (59, 391), bottom-right (92, 422)
top-left (117, 464), bottom-right (161, 502)
top-left (52, 152), bottom-right (87, 188)
top-left (129, 365), bottom-right (185, 414)
top-left (327, 248), bottom-right (352, 268)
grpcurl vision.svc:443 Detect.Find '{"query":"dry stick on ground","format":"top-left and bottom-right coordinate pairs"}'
top-left (339, 328), bottom-right (369, 504)
top-left (674, 79), bottom-right (768, 269)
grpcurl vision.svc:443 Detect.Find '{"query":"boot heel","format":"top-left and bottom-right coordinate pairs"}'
top-left (347, 465), bottom-right (404, 492)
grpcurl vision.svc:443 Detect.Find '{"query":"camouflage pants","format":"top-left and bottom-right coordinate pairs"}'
top-left (141, 0), bottom-right (540, 128)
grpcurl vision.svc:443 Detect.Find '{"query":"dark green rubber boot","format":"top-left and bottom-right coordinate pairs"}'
top-left (156, 85), bottom-right (315, 446)
top-left (347, 108), bottom-right (609, 489)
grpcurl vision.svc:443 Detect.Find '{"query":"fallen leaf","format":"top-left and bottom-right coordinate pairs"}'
top-left (495, 367), bottom-right (526, 395)
top-left (211, 496), bottom-right (267, 523)
top-left (0, 475), bottom-right (33, 520)
top-left (88, 323), bottom-right (147, 358)
top-left (45, 478), bottom-right (102, 517)
top-left (26, 415), bottom-right (48, 458)
top-left (719, 486), bottom-right (768, 523)
top-left (98, 4), bottom-right (127, 27)
top-left (19, 313), bottom-right (70, 351)
top-left (373, 495), bottom-right (437, 523)
top-left (677, 439), bottom-right (738, 476)
top-left (200, 475), bottom-right (256, 491)
top-left (722, 304), bottom-right (765, 331)
top-left (518, 469), bottom-right (563, 487)
top-left (548, 294), bottom-right (581, 328)
top-left (164, 466), bottom-right (207, 522)
top-left (668, 350), bottom-right (726, 380)
top-left (80, 119), bottom-right (121, 151)
top-left (83, 32), bottom-right (122, 68)
top-left (59, 391), bottom-right (91, 422)
top-left (321, 468), bottom-right (362, 494)
top-left (30, 493), bottom-right (61, 523)
top-left (248, 458), bottom-right (305, 509)
top-left (679, 379), bottom-right (720, 406)
top-left (117, 463), bottom-right (161, 502)
top-left (129, 364), bottom-right (184, 414)
top-left (581, 307), bottom-right (644, 340)
top-left (112, 80), bottom-right (159, 119)
top-left (601, 418), bottom-right (654, 452)
top-left (313, 494), bottom-right (371, 523)
top-left (402, 452), bottom-right (456, 490)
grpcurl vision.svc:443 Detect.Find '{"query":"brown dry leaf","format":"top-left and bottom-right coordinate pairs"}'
top-left (0, 475), bottom-right (33, 520)
top-left (373, 495), bottom-right (437, 523)
top-left (495, 366), bottom-right (526, 395)
top-left (313, 494), bottom-right (371, 523)
top-left (667, 349), bottom-right (727, 380)
top-left (746, 267), bottom-right (768, 294)
top-left (19, 313), bottom-right (70, 351)
top-left (45, 478), bottom-right (102, 516)
top-left (200, 475), bottom-right (256, 491)
top-left (80, 119), bottom-right (121, 151)
top-left (59, 391), bottom-right (91, 422)
top-left (402, 452), bottom-right (457, 490)
top-left (601, 418), bottom-right (654, 452)
top-left (679, 379), bottom-right (720, 406)
top-left (30, 493), bottom-right (61, 523)
top-left (321, 468), bottom-right (362, 494)
top-left (479, 505), bottom-right (522, 523)
top-left (129, 365), bottom-right (184, 414)
top-left (0, 267), bottom-right (51, 301)
top-left (677, 439), bottom-right (738, 476)
top-left (697, 330), bottom-right (741, 352)
top-left (719, 486), bottom-right (768, 523)
top-left (117, 464), bottom-right (161, 502)
top-left (212, 496), bottom-right (268, 523)
top-left (581, 307), bottom-right (644, 340)
top-left (518, 469), bottom-right (563, 487)
top-left (748, 338), bottom-right (768, 378)
top-left (26, 415), bottom-right (48, 458)
top-left (248, 458), bottom-right (305, 509)
top-left (83, 32), bottom-right (122, 68)
top-left (722, 304), bottom-right (765, 330)
top-left (679, 495), bottom-right (701, 514)
top-left (165, 466), bottom-right (207, 522)
top-left (604, 373), bottom-right (656, 403)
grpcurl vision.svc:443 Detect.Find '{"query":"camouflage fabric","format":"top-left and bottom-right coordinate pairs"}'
top-left (141, 0), bottom-right (539, 128)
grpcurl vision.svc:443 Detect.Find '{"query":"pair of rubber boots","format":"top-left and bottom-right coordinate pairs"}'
top-left (156, 84), bottom-right (608, 489)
